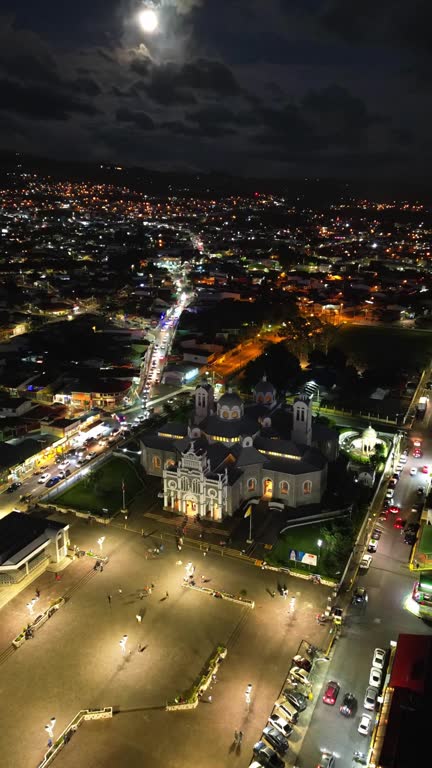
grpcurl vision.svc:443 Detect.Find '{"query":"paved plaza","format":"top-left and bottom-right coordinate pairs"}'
top-left (0, 515), bottom-right (332, 768)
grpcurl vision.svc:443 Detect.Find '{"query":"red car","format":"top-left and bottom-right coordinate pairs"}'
top-left (422, 465), bottom-right (429, 474)
top-left (323, 680), bottom-right (340, 705)
top-left (394, 517), bottom-right (404, 529)
top-left (413, 449), bottom-right (422, 458)
top-left (388, 505), bottom-right (400, 515)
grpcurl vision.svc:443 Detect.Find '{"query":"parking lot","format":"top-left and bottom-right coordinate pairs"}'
top-left (0, 516), bottom-right (332, 768)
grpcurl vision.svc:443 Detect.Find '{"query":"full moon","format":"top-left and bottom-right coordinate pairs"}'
top-left (138, 9), bottom-right (159, 33)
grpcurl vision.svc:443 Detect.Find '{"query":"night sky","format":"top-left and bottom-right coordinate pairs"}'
top-left (1, 0), bottom-right (431, 179)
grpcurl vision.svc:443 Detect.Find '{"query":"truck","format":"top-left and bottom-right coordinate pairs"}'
top-left (416, 396), bottom-right (428, 419)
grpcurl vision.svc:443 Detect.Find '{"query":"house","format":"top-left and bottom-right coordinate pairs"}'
top-left (0, 511), bottom-right (69, 585)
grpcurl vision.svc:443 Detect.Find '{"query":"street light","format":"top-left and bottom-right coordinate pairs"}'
top-left (245, 682), bottom-right (253, 707)
top-left (97, 536), bottom-right (105, 554)
top-left (119, 634), bottom-right (128, 655)
top-left (45, 717), bottom-right (56, 739)
top-left (27, 599), bottom-right (36, 616)
top-left (317, 539), bottom-right (323, 568)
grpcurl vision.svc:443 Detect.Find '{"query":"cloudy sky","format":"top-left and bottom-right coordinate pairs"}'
top-left (1, 0), bottom-right (431, 179)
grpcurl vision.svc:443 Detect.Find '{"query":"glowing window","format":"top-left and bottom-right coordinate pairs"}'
top-left (303, 480), bottom-right (312, 495)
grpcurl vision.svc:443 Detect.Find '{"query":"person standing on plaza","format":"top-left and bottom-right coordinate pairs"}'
top-left (238, 731), bottom-right (243, 745)
top-left (107, 594), bottom-right (112, 605)
top-left (165, 591), bottom-right (169, 599)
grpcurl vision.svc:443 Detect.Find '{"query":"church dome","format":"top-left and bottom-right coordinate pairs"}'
top-left (361, 425), bottom-right (377, 441)
top-left (254, 375), bottom-right (276, 405)
top-left (218, 390), bottom-right (243, 408)
top-left (216, 388), bottom-right (244, 420)
top-left (254, 375), bottom-right (275, 395)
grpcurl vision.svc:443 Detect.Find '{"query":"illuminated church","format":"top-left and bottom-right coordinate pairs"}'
top-left (140, 378), bottom-right (338, 521)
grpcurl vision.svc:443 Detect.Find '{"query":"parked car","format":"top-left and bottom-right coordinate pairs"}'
top-left (385, 488), bottom-right (394, 499)
top-left (323, 681), bottom-right (340, 705)
top-left (393, 517), bottom-right (404, 529)
top-left (404, 532), bottom-right (417, 545)
top-left (252, 741), bottom-right (284, 768)
top-left (282, 690), bottom-right (308, 712)
top-left (268, 714), bottom-right (293, 739)
top-left (292, 655), bottom-right (312, 672)
top-left (352, 587), bottom-right (368, 605)
top-left (369, 667), bottom-right (382, 687)
top-left (58, 459), bottom-right (70, 470)
top-left (367, 538), bottom-right (378, 553)
top-left (339, 692), bottom-right (356, 717)
top-left (359, 554), bottom-right (372, 570)
top-left (416, 487), bottom-right (425, 497)
top-left (358, 714), bottom-right (371, 736)
top-left (38, 473), bottom-right (50, 484)
top-left (261, 726), bottom-right (289, 755)
top-left (410, 467), bottom-right (418, 476)
top-left (372, 648), bottom-right (386, 670)
top-left (364, 687), bottom-right (377, 711)
top-left (289, 667), bottom-right (310, 686)
top-left (372, 527), bottom-right (382, 539)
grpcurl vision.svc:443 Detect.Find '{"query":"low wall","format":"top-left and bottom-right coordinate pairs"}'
top-left (13, 597), bottom-right (65, 648)
top-left (166, 647), bottom-right (227, 711)
top-left (182, 582), bottom-right (255, 608)
top-left (37, 708), bottom-right (113, 768)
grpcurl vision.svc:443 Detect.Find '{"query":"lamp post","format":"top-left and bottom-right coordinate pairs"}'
top-left (45, 717), bottom-right (56, 740)
top-left (119, 634), bottom-right (128, 655)
top-left (245, 683), bottom-right (252, 708)
top-left (97, 536), bottom-right (105, 554)
top-left (27, 599), bottom-right (36, 616)
top-left (317, 539), bottom-right (323, 569)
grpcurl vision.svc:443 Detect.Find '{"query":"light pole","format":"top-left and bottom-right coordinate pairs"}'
top-left (97, 536), bottom-right (105, 554)
top-left (27, 599), bottom-right (36, 616)
top-left (317, 539), bottom-right (323, 570)
top-left (45, 717), bottom-right (56, 741)
top-left (245, 683), bottom-right (252, 708)
top-left (119, 634), bottom-right (128, 655)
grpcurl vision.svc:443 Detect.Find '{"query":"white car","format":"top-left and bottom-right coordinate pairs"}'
top-left (369, 667), bottom-right (382, 687)
top-left (38, 473), bottom-right (50, 484)
top-left (410, 467), bottom-right (417, 476)
top-left (360, 554), bottom-right (372, 570)
top-left (385, 488), bottom-right (394, 499)
top-left (268, 713), bottom-right (292, 738)
top-left (372, 648), bottom-right (386, 670)
top-left (358, 713), bottom-right (371, 736)
top-left (289, 666), bottom-right (310, 686)
top-left (364, 687), bottom-right (377, 711)
top-left (58, 460), bottom-right (70, 469)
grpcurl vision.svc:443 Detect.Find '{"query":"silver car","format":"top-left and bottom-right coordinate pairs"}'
top-left (363, 687), bottom-right (377, 711)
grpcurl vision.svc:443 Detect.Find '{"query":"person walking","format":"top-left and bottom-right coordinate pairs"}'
top-left (35, 588), bottom-right (40, 598)
top-left (136, 614), bottom-right (142, 623)
top-left (234, 730), bottom-right (239, 744)
top-left (107, 594), bottom-right (112, 605)
top-left (238, 731), bottom-right (243, 745)
top-left (165, 591), bottom-right (169, 599)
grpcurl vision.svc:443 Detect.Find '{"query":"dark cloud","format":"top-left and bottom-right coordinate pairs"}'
top-left (0, 78), bottom-right (100, 121)
top-left (0, 2), bottom-right (428, 178)
top-left (116, 107), bottom-right (155, 130)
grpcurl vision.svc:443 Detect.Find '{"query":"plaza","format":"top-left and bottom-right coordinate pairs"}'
top-left (0, 516), bottom-right (331, 768)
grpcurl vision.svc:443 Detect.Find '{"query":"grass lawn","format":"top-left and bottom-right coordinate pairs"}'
top-left (55, 457), bottom-right (145, 515)
top-left (333, 325), bottom-right (432, 371)
top-left (268, 523), bottom-right (323, 568)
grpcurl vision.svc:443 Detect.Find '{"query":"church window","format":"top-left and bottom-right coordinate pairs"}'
top-left (247, 478), bottom-right (256, 491)
top-left (165, 459), bottom-right (175, 469)
top-left (231, 409), bottom-right (239, 418)
top-left (280, 481), bottom-right (289, 495)
top-left (303, 480), bottom-right (312, 495)
top-left (152, 455), bottom-right (161, 469)
top-left (222, 409), bottom-right (229, 419)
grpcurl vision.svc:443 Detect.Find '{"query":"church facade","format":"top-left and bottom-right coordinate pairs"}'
top-left (140, 378), bottom-right (338, 522)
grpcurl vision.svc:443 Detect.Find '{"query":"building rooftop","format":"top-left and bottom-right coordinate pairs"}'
top-left (0, 511), bottom-right (67, 566)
